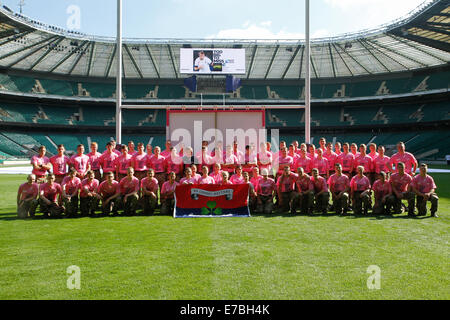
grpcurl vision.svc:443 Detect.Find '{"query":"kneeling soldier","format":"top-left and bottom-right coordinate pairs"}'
top-left (390, 162), bottom-right (415, 216)
top-left (411, 164), bottom-right (439, 218)
top-left (328, 164), bottom-right (350, 215)
top-left (277, 166), bottom-right (298, 214)
top-left (80, 170), bottom-right (100, 216)
top-left (17, 174), bottom-right (39, 218)
top-left (98, 172), bottom-right (120, 216)
top-left (293, 167), bottom-right (314, 215)
top-left (372, 172), bottom-right (394, 215)
top-left (118, 167), bottom-right (140, 216)
top-left (39, 174), bottom-right (64, 218)
top-left (311, 168), bottom-right (330, 215)
top-left (256, 169), bottom-right (276, 214)
top-left (141, 169), bottom-right (159, 215)
top-left (350, 166), bottom-right (371, 215)
top-left (61, 168), bottom-right (81, 217)
top-left (161, 172), bottom-right (179, 215)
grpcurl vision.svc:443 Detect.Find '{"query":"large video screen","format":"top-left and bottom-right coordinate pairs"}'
top-left (180, 48), bottom-right (246, 74)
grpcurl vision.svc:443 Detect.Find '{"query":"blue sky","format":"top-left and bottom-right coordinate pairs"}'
top-left (1, 0), bottom-right (428, 39)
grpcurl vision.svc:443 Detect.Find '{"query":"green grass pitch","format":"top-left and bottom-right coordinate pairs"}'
top-left (0, 172), bottom-right (449, 300)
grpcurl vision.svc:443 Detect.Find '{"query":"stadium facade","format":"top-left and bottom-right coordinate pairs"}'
top-left (0, 0), bottom-right (448, 161)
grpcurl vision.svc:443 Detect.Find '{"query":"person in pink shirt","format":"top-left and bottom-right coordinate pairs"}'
top-left (118, 167), bottom-right (140, 216)
top-left (243, 171), bottom-right (258, 212)
top-left (70, 144), bottom-right (90, 180)
top-left (233, 141), bottom-right (245, 165)
top-left (334, 142), bottom-right (342, 156)
top-left (17, 174), bottom-right (39, 218)
top-left (311, 168), bottom-right (330, 215)
top-left (295, 148), bottom-right (312, 175)
top-left (141, 169), bottom-right (159, 215)
top-left (308, 144), bottom-right (317, 161)
top-left (180, 167), bottom-right (198, 185)
top-left (275, 147), bottom-right (294, 179)
top-left (190, 164), bottom-right (202, 183)
top-left (256, 169), bottom-right (276, 214)
top-left (31, 146), bottom-right (51, 183)
top-left (411, 164), bottom-right (439, 217)
top-left (220, 171), bottom-right (233, 185)
top-left (350, 143), bottom-right (360, 159)
top-left (277, 166), bottom-right (298, 214)
top-left (288, 144), bottom-right (300, 171)
top-left (100, 142), bottom-right (119, 180)
top-left (79, 170), bottom-right (100, 216)
top-left (356, 144), bottom-right (374, 183)
top-left (336, 143), bottom-right (355, 178)
top-left (328, 163), bottom-right (350, 216)
top-left (149, 146), bottom-right (166, 189)
top-left (210, 163), bottom-right (224, 185)
top-left (243, 145), bottom-right (258, 175)
top-left (116, 145), bottom-right (133, 181)
top-left (373, 146), bottom-right (392, 179)
top-left (293, 167), bottom-right (314, 215)
top-left (50, 144), bottom-right (70, 184)
top-left (368, 143), bottom-right (379, 161)
top-left (198, 166), bottom-right (215, 185)
top-left (160, 140), bottom-right (172, 158)
top-left (88, 142), bottom-right (102, 181)
top-left (165, 147), bottom-right (184, 181)
top-left (372, 171), bottom-right (394, 215)
top-left (230, 166), bottom-right (245, 185)
top-left (131, 143), bottom-right (149, 181)
top-left (317, 138), bottom-right (327, 154)
top-left (223, 145), bottom-right (239, 174)
top-left (250, 167), bottom-right (262, 190)
top-left (390, 142), bottom-right (418, 176)
top-left (161, 172), bottom-right (179, 215)
top-left (128, 141), bottom-right (138, 157)
top-left (211, 145), bottom-right (225, 167)
top-left (312, 149), bottom-right (329, 178)
top-left (258, 142), bottom-right (273, 177)
top-left (39, 173), bottom-right (64, 218)
top-left (146, 144), bottom-right (153, 158)
top-left (350, 166), bottom-right (371, 215)
top-left (98, 171), bottom-right (120, 216)
top-left (61, 168), bottom-right (82, 217)
top-left (196, 146), bottom-right (213, 173)
top-left (390, 162), bottom-right (415, 216)
top-left (324, 142), bottom-right (338, 176)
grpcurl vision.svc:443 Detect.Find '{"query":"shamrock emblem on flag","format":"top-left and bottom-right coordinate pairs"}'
top-left (201, 201), bottom-right (223, 216)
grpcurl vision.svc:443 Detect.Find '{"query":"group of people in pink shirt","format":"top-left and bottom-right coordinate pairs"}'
top-left (17, 138), bottom-right (439, 218)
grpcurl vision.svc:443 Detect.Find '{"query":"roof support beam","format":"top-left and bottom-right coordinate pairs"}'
top-left (310, 55), bottom-right (318, 78)
top-left (124, 44), bottom-right (143, 78)
top-left (0, 35), bottom-right (57, 61)
top-left (391, 31), bottom-right (450, 52)
top-left (281, 44), bottom-right (302, 79)
top-left (366, 38), bottom-right (426, 68)
top-left (362, 39), bottom-right (410, 70)
top-left (68, 41), bottom-right (90, 75)
top-left (336, 43), bottom-right (372, 74)
top-left (389, 34), bottom-right (447, 63)
top-left (329, 43), bottom-right (336, 78)
top-left (264, 45), bottom-right (279, 79)
top-left (145, 44), bottom-right (160, 78)
top-left (417, 24), bottom-right (450, 36)
top-left (247, 44), bottom-right (258, 79)
top-left (331, 43), bottom-right (353, 76)
top-left (167, 44), bottom-right (178, 79)
top-left (358, 39), bottom-right (390, 73)
top-left (105, 44), bottom-right (117, 78)
top-left (0, 30), bottom-right (32, 47)
top-left (86, 42), bottom-right (96, 76)
top-left (49, 40), bottom-right (88, 73)
top-left (6, 35), bottom-right (59, 68)
top-left (28, 37), bottom-right (65, 70)
top-left (299, 46), bottom-right (305, 78)
top-left (0, 29), bottom-right (30, 42)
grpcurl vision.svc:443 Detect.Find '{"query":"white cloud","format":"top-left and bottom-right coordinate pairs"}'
top-left (324, 0), bottom-right (430, 31)
top-left (207, 22), bottom-right (330, 40)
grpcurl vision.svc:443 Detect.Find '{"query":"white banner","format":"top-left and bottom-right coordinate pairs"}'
top-left (180, 48), bottom-right (246, 74)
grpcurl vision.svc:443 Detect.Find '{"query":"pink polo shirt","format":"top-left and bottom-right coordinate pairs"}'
top-left (115, 154), bottom-right (133, 175)
top-left (412, 175), bottom-right (437, 194)
top-left (372, 180), bottom-right (392, 198)
top-left (277, 173), bottom-right (298, 193)
top-left (61, 176), bottom-right (81, 195)
top-left (80, 179), bottom-right (99, 198)
top-left (87, 152), bottom-right (102, 171)
top-left (31, 155), bottom-right (50, 176)
top-left (328, 174), bottom-right (350, 193)
top-left (257, 178), bottom-right (276, 196)
top-left (373, 155), bottom-right (392, 174)
top-left (141, 177), bottom-right (159, 194)
top-left (132, 153), bottom-right (148, 172)
top-left (100, 152), bottom-right (119, 173)
top-left (119, 176), bottom-right (140, 195)
top-left (390, 173), bottom-right (413, 193)
top-left (350, 175), bottom-right (371, 192)
top-left (70, 154), bottom-right (90, 176)
top-left (50, 155), bottom-right (70, 175)
top-left (18, 183), bottom-right (39, 201)
top-left (390, 152), bottom-right (417, 174)
top-left (98, 180), bottom-right (119, 197)
top-left (40, 183), bottom-right (62, 202)
top-left (311, 176), bottom-right (328, 193)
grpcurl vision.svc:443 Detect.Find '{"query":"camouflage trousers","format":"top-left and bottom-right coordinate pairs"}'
top-left (17, 199), bottom-right (39, 219)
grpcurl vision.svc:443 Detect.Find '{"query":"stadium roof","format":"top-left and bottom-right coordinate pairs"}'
top-left (0, 0), bottom-right (448, 80)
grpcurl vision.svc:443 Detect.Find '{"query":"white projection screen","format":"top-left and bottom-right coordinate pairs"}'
top-left (168, 110), bottom-right (265, 152)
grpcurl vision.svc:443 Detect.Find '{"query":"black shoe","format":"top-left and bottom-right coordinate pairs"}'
top-left (431, 212), bottom-right (439, 218)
